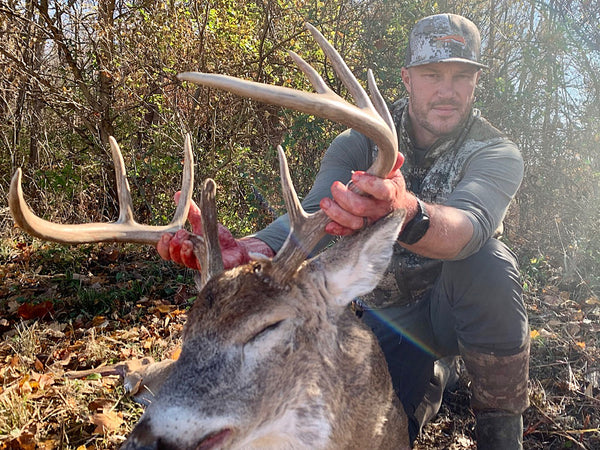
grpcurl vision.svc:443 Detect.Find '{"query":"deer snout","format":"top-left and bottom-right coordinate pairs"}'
top-left (122, 416), bottom-right (233, 450)
top-left (121, 419), bottom-right (174, 450)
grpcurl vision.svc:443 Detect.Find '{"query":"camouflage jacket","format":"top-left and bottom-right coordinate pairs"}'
top-left (256, 99), bottom-right (523, 308)
top-left (361, 99), bottom-right (522, 308)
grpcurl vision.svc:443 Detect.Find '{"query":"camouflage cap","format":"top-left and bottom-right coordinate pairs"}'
top-left (405, 14), bottom-right (487, 69)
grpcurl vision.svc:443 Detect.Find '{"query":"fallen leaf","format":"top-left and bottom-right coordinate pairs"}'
top-left (530, 329), bottom-right (540, 339)
top-left (171, 346), bottom-right (182, 360)
top-left (37, 439), bottom-right (59, 450)
top-left (585, 296), bottom-right (600, 305)
top-left (16, 423), bottom-right (37, 450)
top-left (18, 376), bottom-right (33, 395)
top-left (155, 304), bottom-right (174, 314)
top-left (120, 347), bottom-right (135, 358)
top-left (88, 398), bottom-right (114, 412)
top-left (89, 411), bottom-right (123, 434)
top-left (17, 300), bottom-right (54, 319)
top-left (91, 316), bottom-right (109, 328)
top-left (31, 372), bottom-right (55, 389)
top-left (8, 355), bottom-right (20, 367)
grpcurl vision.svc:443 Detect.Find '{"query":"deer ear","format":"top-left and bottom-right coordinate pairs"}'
top-left (307, 210), bottom-right (406, 308)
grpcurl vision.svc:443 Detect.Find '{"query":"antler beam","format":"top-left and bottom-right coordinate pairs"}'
top-left (178, 22), bottom-right (398, 180)
top-left (9, 135), bottom-right (195, 245)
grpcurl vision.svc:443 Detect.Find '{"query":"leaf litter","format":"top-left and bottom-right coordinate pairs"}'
top-left (1, 243), bottom-right (599, 449)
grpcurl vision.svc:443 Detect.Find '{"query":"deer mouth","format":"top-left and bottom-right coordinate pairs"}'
top-left (196, 428), bottom-right (232, 450)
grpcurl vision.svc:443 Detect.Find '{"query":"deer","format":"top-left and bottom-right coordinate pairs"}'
top-left (9, 23), bottom-right (411, 449)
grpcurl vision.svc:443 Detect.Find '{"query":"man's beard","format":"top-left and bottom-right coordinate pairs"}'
top-left (410, 95), bottom-right (473, 140)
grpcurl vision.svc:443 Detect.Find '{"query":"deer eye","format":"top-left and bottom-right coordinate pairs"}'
top-left (247, 320), bottom-right (284, 344)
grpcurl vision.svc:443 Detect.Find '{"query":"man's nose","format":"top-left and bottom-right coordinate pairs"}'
top-left (436, 76), bottom-right (455, 99)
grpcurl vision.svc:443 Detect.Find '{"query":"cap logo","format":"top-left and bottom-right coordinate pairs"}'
top-left (435, 35), bottom-right (466, 46)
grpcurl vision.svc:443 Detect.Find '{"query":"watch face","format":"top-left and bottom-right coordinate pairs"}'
top-left (407, 219), bottom-right (430, 244)
top-left (399, 199), bottom-right (430, 244)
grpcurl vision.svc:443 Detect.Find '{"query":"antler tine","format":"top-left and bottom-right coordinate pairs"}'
top-left (365, 69), bottom-right (398, 176)
top-left (303, 23), bottom-right (372, 111)
top-left (110, 136), bottom-right (136, 224)
top-left (177, 21), bottom-right (397, 180)
top-left (191, 178), bottom-right (224, 288)
top-left (271, 146), bottom-right (329, 281)
top-left (8, 135), bottom-right (195, 245)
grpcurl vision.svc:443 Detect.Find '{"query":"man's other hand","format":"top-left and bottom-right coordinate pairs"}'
top-left (319, 153), bottom-right (418, 236)
top-left (156, 192), bottom-right (274, 271)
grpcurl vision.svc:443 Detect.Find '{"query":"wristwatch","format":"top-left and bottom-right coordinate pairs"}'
top-left (398, 197), bottom-right (430, 245)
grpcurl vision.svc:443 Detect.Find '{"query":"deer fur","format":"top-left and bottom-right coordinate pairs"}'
top-left (122, 210), bottom-right (410, 449)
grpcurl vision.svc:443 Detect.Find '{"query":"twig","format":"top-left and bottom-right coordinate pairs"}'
top-left (529, 402), bottom-right (591, 449)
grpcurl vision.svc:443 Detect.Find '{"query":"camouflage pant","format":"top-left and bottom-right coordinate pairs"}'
top-left (361, 238), bottom-right (529, 442)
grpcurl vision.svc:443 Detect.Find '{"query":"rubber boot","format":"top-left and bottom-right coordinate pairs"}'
top-left (475, 411), bottom-right (523, 450)
top-left (460, 341), bottom-right (530, 450)
top-left (413, 356), bottom-right (461, 435)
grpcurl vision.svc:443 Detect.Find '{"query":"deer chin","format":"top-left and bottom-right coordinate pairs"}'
top-left (196, 428), bottom-right (232, 450)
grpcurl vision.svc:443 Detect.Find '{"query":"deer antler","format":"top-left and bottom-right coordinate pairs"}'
top-left (9, 135), bottom-right (195, 245)
top-left (190, 178), bottom-right (224, 287)
top-left (178, 23), bottom-right (397, 179)
top-left (270, 145), bottom-right (331, 281)
top-left (177, 22), bottom-right (398, 283)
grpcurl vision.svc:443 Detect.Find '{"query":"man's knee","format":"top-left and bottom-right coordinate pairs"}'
top-left (443, 239), bottom-right (520, 298)
top-left (436, 239), bottom-right (528, 354)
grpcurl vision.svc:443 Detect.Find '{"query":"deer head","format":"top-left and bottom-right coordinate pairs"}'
top-left (122, 201), bottom-right (407, 449)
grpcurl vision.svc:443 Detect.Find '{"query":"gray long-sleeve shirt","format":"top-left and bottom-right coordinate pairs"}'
top-left (256, 101), bottom-right (523, 264)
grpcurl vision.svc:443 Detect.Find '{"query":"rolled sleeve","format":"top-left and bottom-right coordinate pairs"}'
top-left (446, 139), bottom-right (524, 260)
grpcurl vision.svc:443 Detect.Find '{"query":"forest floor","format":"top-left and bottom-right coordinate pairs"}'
top-left (0, 233), bottom-right (599, 449)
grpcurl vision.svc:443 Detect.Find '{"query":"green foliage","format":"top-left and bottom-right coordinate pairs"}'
top-left (0, 0), bottom-right (598, 302)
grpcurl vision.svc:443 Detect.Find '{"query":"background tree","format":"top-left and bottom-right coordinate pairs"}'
top-left (1, 0), bottom-right (598, 298)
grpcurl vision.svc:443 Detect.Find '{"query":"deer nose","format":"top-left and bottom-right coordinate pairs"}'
top-left (121, 420), bottom-right (165, 450)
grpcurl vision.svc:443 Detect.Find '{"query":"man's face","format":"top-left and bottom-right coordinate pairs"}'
top-left (401, 62), bottom-right (481, 148)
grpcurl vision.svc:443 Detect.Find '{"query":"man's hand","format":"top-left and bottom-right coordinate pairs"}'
top-left (157, 192), bottom-right (274, 270)
top-left (319, 153), bottom-right (418, 236)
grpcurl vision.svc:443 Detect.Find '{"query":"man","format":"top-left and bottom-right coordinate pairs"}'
top-left (159, 14), bottom-right (529, 449)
